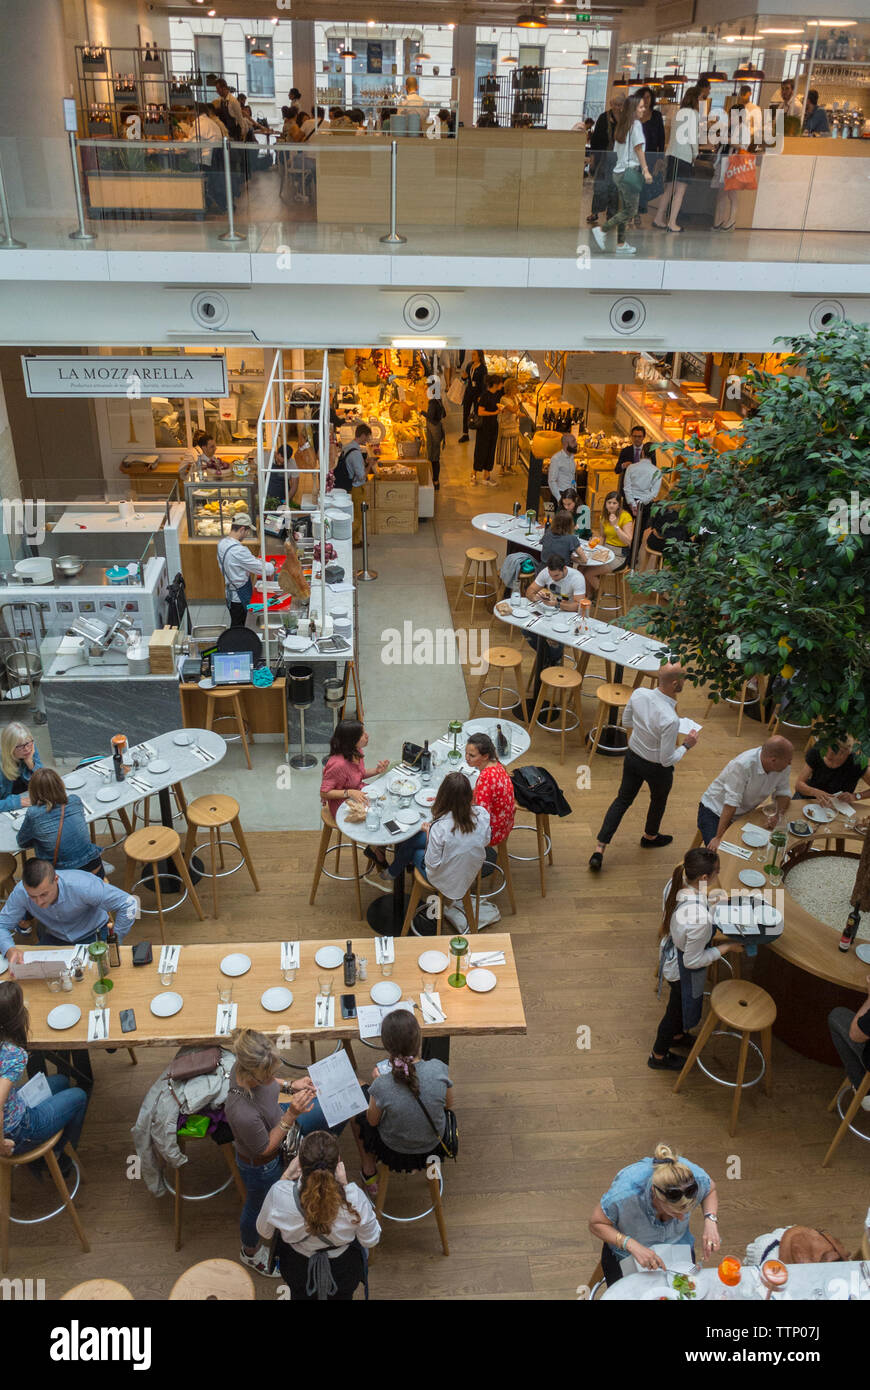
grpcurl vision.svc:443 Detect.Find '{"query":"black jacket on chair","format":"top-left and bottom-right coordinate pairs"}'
top-left (511, 766), bottom-right (572, 818)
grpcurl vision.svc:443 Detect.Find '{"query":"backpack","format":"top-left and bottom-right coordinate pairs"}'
top-left (332, 446), bottom-right (355, 493)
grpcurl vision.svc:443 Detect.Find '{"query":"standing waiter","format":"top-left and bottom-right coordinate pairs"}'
top-left (217, 513), bottom-right (274, 627)
top-left (589, 663), bottom-right (699, 871)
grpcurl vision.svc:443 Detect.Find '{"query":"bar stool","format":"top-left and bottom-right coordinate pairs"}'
top-left (205, 687), bottom-right (252, 769)
top-left (705, 676), bottom-right (767, 737)
top-left (170, 1258), bottom-right (256, 1301)
top-left (132, 782), bottom-right (188, 830)
top-left (309, 808), bottom-right (364, 921)
top-left (0, 852), bottom-right (16, 902)
top-left (123, 826), bottom-right (204, 943)
top-left (478, 839), bottom-right (516, 915)
top-left (457, 547), bottom-right (498, 625)
top-left (183, 794), bottom-right (260, 920)
top-left (93, 805), bottom-right (134, 849)
top-left (61, 1279), bottom-right (134, 1300)
top-left (401, 868), bottom-right (480, 937)
top-left (373, 1162), bottom-right (449, 1257)
top-left (593, 569), bottom-right (624, 618)
top-left (339, 659), bottom-right (365, 722)
top-left (673, 979), bottom-right (776, 1136)
top-left (164, 1135), bottom-right (246, 1251)
top-left (0, 1132), bottom-right (89, 1272)
top-left (587, 682), bottom-right (633, 756)
top-left (822, 1072), bottom-right (870, 1168)
top-left (287, 664), bottom-right (317, 771)
top-left (527, 666), bottom-right (585, 764)
top-left (471, 647), bottom-right (524, 718)
top-left (508, 813), bottom-right (553, 897)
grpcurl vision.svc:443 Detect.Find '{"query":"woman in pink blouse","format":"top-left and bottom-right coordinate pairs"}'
top-left (320, 719), bottom-right (390, 875)
top-left (465, 733), bottom-right (515, 846)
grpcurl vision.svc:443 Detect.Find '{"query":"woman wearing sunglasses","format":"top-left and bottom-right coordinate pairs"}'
top-left (589, 1141), bottom-right (719, 1284)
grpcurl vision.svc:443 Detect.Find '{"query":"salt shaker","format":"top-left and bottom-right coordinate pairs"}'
top-left (357, 956), bottom-right (368, 981)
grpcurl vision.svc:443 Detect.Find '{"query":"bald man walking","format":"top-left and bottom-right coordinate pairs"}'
top-left (697, 736), bottom-right (794, 851)
top-left (589, 663), bottom-right (699, 870)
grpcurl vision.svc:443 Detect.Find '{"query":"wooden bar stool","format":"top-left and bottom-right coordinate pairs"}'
top-left (373, 1162), bottom-right (449, 1257)
top-left (183, 794), bottom-right (260, 920)
top-left (309, 807), bottom-right (364, 922)
top-left (123, 826), bottom-right (204, 943)
top-left (0, 852), bottom-right (16, 902)
top-left (93, 805), bottom-right (135, 849)
top-left (401, 868), bottom-right (480, 936)
top-left (478, 839), bottom-right (516, 915)
top-left (508, 814), bottom-right (553, 897)
top-left (587, 682), bottom-right (632, 757)
top-left (132, 781), bottom-right (188, 830)
top-left (705, 676), bottom-right (767, 737)
top-left (471, 646), bottom-right (523, 718)
top-left (340, 658), bottom-right (365, 722)
top-left (527, 666), bottom-right (585, 764)
top-left (205, 687), bottom-right (252, 769)
top-left (165, 1135), bottom-right (246, 1251)
top-left (0, 1132), bottom-right (89, 1272)
top-left (822, 1071), bottom-right (870, 1168)
top-left (61, 1279), bottom-right (134, 1300)
top-left (170, 1259), bottom-right (255, 1301)
top-left (457, 547), bottom-right (498, 625)
top-left (673, 979), bottom-right (776, 1136)
top-left (593, 569), bottom-right (624, 619)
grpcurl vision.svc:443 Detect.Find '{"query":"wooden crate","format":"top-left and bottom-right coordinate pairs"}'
top-left (374, 510), bottom-right (418, 535)
top-left (149, 625), bottom-right (179, 674)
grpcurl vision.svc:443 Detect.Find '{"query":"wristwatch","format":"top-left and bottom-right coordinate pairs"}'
top-left (704, 1213), bottom-right (719, 1223)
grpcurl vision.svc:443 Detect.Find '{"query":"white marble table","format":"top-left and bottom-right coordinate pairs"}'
top-left (0, 727), bottom-right (227, 856)
top-left (602, 1260), bottom-right (870, 1301)
top-left (493, 602), bottom-right (668, 675)
top-left (472, 513), bottom-right (613, 567)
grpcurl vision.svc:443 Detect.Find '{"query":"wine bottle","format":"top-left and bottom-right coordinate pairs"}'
top-left (495, 723), bottom-right (509, 758)
top-left (107, 923), bottom-right (121, 968)
top-left (420, 739), bottom-right (431, 775)
top-left (113, 748), bottom-right (125, 782)
top-left (343, 939), bottom-right (357, 987)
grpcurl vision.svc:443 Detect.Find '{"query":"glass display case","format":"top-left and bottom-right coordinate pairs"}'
top-left (184, 476), bottom-right (258, 538)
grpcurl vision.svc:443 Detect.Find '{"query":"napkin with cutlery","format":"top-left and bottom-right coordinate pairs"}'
top-left (80, 801), bottom-right (95, 819)
top-left (281, 942), bottom-right (300, 970)
top-left (314, 995), bottom-right (335, 1028)
top-left (374, 937), bottom-right (395, 965)
top-left (88, 1009), bottom-right (110, 1041)
top-left (830, 798), bottom-right (856, 819)
top-left (128, 775), bottom-right (152, 795)
top-left (469, 951), bottom-right (505, 967)
top-left (718, 841), bottom-right (753, 860)
top-left (419, 990), bottom-right (446, 1024)
top-left (158, 945), bottom-right (181, 974)
top-left (215, 1002), bottom-right (238, 1036)
top-left (191, 744), bottom-right (214, 764)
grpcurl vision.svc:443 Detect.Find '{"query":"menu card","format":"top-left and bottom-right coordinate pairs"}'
top-left (308, 1048), bottom-right (367, 1127)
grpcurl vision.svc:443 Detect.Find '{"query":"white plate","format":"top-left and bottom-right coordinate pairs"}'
top-left (418, 950), bottom-right (449, 973)
top-left (478, 513), bottom-right (510, 528)
top-left (754, 905), bottom-right (783, 928)
top-left (804, 803), bottom-right (836, 823)
top-left (598, 641), bottom-right (618, 652)
top-left (370, 981), bottom-right (402, 1006)
top-left (173, 732), bottom-right (193, 745)
top-left (741, 825), bottom-right (770, 847)
top-left (552, 619), bottom-right (572, 633)
top-left (641, 1287), bottom-right (680, 1301)
top-left (148, 760), bottom-right (171, 775)
top-left (739, 869), bottom-right (767, 888)
top-left (396, 809), bottom-right (419, 826)
top-left (149, 991), bottom-right (183, 1018)
top-left (96, 787), bottom-right (120, 803)
top-left (314, 946), bottom-right (343, 969)
top-left (415, 789), bottom-right (437, 808)
top-left (220, 952), bottom-right (252, 977)
top-left (466, 967), bottom-right (497, 993)
top-left (64, 774), bottom-right (86, 790)
top-left (261, 987), bottom-right (293, 1012)
top-left (47, 1004), bottom-right (82, 1030)
top-left (198, 678), bottom-right (215, 690)
top-left (856, 944), bottom-right (870, 965)
top-left (0, 956), bottom-right (8, 975)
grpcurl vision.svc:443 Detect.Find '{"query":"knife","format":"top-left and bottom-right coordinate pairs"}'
top-left (421, 992), bottom-right (445, 1023)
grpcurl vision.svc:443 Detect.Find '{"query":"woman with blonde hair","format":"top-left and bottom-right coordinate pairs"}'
top-left (257, 1129), bottom-right (379, 1300)
top-left (494, 377), bottom-right (520, 475)
top-left (589, 1141), bottom-right (719, 1284)
top-left (17, 768), bottom-right (104, 875)
top-left (0, 722), bottom-right (41, 812)
top-left (224, 1028), bottom-right (324, 1275)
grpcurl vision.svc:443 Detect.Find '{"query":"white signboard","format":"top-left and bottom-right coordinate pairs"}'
top-left (21, 355), bottom-right (228, 399)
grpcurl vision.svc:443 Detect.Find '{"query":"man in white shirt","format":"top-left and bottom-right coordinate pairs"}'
top-left (216, 514), bottom-right (275, 626)
top-left (624, 454), bottom-right (662, 566)
top-left (547, 435), bottom-right (579, 504)
top-left (590, 663), bottom-right (698, 870)
top-left (774, 79), bottom-right (803, 123)
top-left (526, 558), bottom-right (586, 668)
top-left (398, 76), bottom-right (426, 112)
top-left (187, 103), bottom-right (227, 211)
top-left (697, 736), bottom-right (794, 850)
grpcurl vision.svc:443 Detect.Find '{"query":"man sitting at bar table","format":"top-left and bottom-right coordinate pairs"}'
top-left (0, 860), bottom-right (138, 965)
top-left (525, 557), bottom-right (585, 668)
top-left (697, 737), bottom-right (794, 852)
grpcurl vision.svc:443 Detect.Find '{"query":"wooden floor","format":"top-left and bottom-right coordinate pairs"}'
top-left (7, 433), bottom-right (866, 1300)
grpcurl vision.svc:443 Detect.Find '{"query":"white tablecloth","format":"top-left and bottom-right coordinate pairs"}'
top-left (493, 603), bottom-right (668, 674)
top-left (602, 1260), bottom-right (869, 1300)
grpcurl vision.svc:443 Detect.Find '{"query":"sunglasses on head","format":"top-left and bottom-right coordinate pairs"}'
top-left (659, 1180), bottom-right (698, 1203)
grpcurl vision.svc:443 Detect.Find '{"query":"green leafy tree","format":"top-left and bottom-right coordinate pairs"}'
top-left (629, 321), bottom-right (870, 752)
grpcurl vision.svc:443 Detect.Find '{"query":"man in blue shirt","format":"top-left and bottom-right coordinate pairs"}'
top-left (335, 423), bottom-right (373, 545)
top-left (0, 860), bottom-right (138, 963)
top-left (802, 90), bottom-right (831, 137)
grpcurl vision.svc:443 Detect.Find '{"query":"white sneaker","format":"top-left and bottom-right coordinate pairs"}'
top-left (470, 475), bottom-right (478, 486)
top-left (363, 869), bottom-right (393, 894)
top-left (615, 242), bottom-right (637, 255)
top-left (239, 1246), bottom-right (282, 1278)
top-left (591, 226), bottom-right (607, 251)
top-left (485, 478), bottom-right (498, 487)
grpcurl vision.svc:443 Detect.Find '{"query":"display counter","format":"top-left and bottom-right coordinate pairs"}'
top-left (616, 385), bottom-right (745, 455)
top-left (309, 127), bottom-right (585, 229)
top-left (751, 136), bottom-right (870, 232)
top-left (0, 554), bottom-right (168, 643)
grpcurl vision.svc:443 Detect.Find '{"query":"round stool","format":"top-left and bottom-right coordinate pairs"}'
top-left (183, 794), bottom-right (260, 920)
top-left (163, 1133), bottom-right (246, 1251)
top-left (373, 1163), bottom-right (448, 1257)
top-left (458, 547), bottom-right (498, 625)
top-left (0, 1132), bottom-right (89, 1272)
top-left (0, 852), bottom-right (17, 901)
top-left (527, 666), bottom-right (585, 764)
top-left (61, 1279), bottom-right (134, 1300)
top-left (587, 682), bottom-right (633, 757)
top-left (508, 814), bottom-right (553, 898)
top-left (472, 647), bottom-right (523, 718)
top-left (822, 1071), bottom-right (870, 1168)
top-left (205, 687), bottom-right (252, 769)
top-left (169, 1258), bottom-right (255, 1301)
top-left (673, 979), bottom-right (776, 1136)
top-left (593, 569), bottom-right (624, 618)
top-left (401, 867), bottom-right (480, 937)
top-left (288, 664), bottom-right (317, 770)
top-left (309, 807), bottom-right (364, 922)
top-left (123, 826), bottom-right (204, 943)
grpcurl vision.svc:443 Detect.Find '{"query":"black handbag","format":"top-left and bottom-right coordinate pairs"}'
top-left (401, 741), bottom-right (424, 767)
top-left (413, 1091), bottom-right (458, 1161)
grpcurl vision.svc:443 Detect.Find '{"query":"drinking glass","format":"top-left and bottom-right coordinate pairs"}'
top-left (282, 967), bottom-right (297, 984)
top-left (92, 979), bottom-right (112, 1012)
top-left (318, 976), bottom-right (334, 997)
top-left (379, 960), bottom-right (394, 978)
top-left (217, 982), bottom-right (234, 1005)
top-left (160, 969), bottom-right (174, 987)
top-left (47, 976), bottom-right (62, 994)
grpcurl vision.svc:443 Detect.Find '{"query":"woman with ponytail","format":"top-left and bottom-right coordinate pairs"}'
top-left (257, 1130), bottom-right (379, 1301)
top-left (589, 1141), bottom-right (719, 1285)
top-left (649, 847), bottom-right (740, 1072)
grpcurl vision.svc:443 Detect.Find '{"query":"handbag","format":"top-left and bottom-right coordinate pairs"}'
top-left (723, 151), bottom-right (757, 192)
top-left (168, 1046), bottom-right (222, 1083)
top-left (412, 1090), bottom-right (458, 1161)
top-left (401, 741), bottom-right (424, 768)
top-left (446, 376), bottom-right (465, 406)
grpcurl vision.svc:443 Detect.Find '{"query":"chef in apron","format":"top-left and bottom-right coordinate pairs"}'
top-left (217, 514), bottom-right (275, 627)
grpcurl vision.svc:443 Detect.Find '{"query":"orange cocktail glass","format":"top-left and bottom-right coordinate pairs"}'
top-left (718, 1257), bottom-right (742, 1288)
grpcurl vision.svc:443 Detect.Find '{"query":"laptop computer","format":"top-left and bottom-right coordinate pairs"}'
top-left (212, 650), bottom-right (254, 686)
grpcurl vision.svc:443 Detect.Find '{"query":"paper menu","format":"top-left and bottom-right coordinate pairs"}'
top-left (356, 999), bottom-right (414, 1041)
top-left (308, 1048), bottom-right (367, 1128)
top-left (18, 1072), bottom-right (53, 1109)
top-left (14, 949), bottom-right (77, 979)
top-left (679, 718), bottom-right (702, 736)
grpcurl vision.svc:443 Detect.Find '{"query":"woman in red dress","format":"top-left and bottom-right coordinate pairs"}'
top-left (465, 733), bottom-right (515, 846)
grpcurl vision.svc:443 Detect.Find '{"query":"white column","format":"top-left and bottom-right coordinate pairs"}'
top-left (0, 0), bottom-right (77, 216)
top-left (290, 20), bottom-right (316, 112)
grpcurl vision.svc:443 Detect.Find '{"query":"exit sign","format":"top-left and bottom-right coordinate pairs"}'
top-left (576, 12), bottom-right (592, 20)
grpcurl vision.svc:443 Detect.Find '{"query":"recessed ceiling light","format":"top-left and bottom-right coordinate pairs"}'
top-left (758, 27), bottom-right (804, 34)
